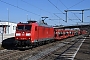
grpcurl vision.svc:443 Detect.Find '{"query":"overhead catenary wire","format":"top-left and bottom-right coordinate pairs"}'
top-left (21, 0), bottom-right (57, 19)
top-left (48, 0), bottom-right (63, 13)
top-left (58, 0), bottom-right (71, 22)
top-left (21, 0), bottom-right (52, 15)
top-left (66, 0), bottom-right (86, 23)
top-left (70, 12), bottom-right (82, 22)
top-left (58, 0), bottom-right (73, 22)
top-left (73, 13), bottom-right (81, 21)
top-left (68, 0), bottom-right (85, 9)
top-left (54, 13), bottom-right (65, 21)
top-left (52, 0), bottom-right (80, 21)
top-left (0, 0), bottom-right (41, 16)
top-left (59, 0), bottom-right (68, 9)
top-left (59, 0), bottom-right (82, 22)
top-left (59, 0), bottom-right (85, 9)
top-left (48, 0), bottom-right (65, 22)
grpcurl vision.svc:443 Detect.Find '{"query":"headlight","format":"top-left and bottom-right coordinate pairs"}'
top-left (26, 33), bottom-right (31, 36)
top-left (16, 33), bottom-right (21, 36)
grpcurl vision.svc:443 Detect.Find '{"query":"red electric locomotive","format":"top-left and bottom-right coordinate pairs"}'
top-left (14, 20), bottom-right (87, 48)
top-left (15, 20), bottom-right (54, 47)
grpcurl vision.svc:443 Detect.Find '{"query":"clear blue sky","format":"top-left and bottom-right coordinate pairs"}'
top-left (0, 0), bottom-right (90, 26)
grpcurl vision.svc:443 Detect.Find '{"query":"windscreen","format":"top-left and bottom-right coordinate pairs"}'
top-left (25, 25), bottom-right (32, 30)
top-left (17, 25), bottom-right (32, 30)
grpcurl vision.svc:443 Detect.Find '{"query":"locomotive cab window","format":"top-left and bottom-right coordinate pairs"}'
top-left (25, 25), bottom-right (32, 30)
top-left (17, 25), bottom-right (24, 30)
top-left (17, 25), bottom-right (32, 30)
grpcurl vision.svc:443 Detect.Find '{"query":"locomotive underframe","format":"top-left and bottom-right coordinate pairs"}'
top-left (15, 38), bottom-right (55, 48)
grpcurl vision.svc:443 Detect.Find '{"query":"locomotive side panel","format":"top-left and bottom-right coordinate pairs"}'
top-left (30, 24), bottom-right (36, 43)
top-left (38, 26), bottom-right (44, 41)
top-left (32, 25), bottom-right (54, 43)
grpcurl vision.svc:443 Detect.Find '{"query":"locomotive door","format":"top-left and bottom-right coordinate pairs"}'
top-left (35, 26), bottom-right (39, 41)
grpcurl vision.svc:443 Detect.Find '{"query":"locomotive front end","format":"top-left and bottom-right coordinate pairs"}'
top-left (15, 24), bottom-right (32, 47)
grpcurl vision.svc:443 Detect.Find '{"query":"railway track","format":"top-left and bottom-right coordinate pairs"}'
top-left (55, 38), bottom-right (86, 60)
top-left (40, 35), bottom-right (87, 60)
top-left (22, 35), bottom-right (83, 60)
top-left (0, 35), bottom-right (85, 60)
